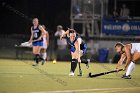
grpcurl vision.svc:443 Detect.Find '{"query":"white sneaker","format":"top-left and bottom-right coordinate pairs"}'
top-left (69, 72), bottom-right (74, 76)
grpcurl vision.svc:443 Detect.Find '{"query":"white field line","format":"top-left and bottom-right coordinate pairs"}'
top-left (30, 87), bottom-right (140, 93)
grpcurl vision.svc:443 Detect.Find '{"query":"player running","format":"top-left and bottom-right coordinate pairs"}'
top-left (41, 25), bottom-right (49, 65)
top-left (60, 29), bottom-right (90, 76)
top-left (29, 18), bottom-right (46, 66)
top-left (115, 42), bottom-right (140, 79)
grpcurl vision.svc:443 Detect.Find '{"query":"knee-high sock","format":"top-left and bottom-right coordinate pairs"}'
top-left (81, 59), bottom-right (88, 64)
top-left (71, 59), bottom-right (78, 73)
top-left (42, 53), bottom-right (47, 60)
top-left (38, 54), bottom-right (43, 61)
top-left (35, 54), bottom-right (40, 64)
top-left (126, 62), bottom-right (135, 76)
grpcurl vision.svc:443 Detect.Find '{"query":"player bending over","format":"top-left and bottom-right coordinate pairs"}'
top-left (60, 29), bottom-right (90, 76)
top-left (41, 25), bottom-right (49, 65)
top-left (115, 42), bottom-right (140, 79)
top-left (29, 18), bottom-right (46, 66)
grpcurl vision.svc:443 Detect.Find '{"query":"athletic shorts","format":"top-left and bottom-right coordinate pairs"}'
top-left (32, 41), bottom-right (43, 46)
top-left (131, 43), bottom-right (140, 54)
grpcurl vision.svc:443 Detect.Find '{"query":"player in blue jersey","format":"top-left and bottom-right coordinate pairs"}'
top-left (29, 18), bottom-right (46, 66)
top-left (60, 29), bottom-right (90, 76)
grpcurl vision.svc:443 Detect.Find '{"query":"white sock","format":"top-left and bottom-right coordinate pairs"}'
top-left (126, 62), bottom-right (135, 76)
top-left (42, 53), bottom-right (47, 60)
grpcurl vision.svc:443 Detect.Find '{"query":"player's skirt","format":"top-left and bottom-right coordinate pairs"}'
top-left (70, 43), bottom-right (87, 56)
top-left (32, 40), bottom-right (43, 46)
top-left (131, 43), bottom-right (140, 54)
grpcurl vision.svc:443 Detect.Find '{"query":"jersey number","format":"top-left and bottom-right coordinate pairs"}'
top-left (34, 33), bottom-right (38, 38)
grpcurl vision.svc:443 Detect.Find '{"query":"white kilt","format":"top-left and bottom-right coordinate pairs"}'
top-left (131, 43), bottom-right (140, 54)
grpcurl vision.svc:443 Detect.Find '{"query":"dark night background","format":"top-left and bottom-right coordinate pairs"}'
top-left (0, 0), bottom-right (71, 35)
top-left (1, 0), bottom-right (140, 35)
top-left (108, 0), bottom-right (140, 17)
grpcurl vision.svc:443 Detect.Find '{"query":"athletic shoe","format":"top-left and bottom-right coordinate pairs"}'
top-left (122, 74), bottom-right (131, 79)
top-left (69, 72), bottom-right (74, 76)
top-left (41, 60), bottom-right (45, 65)
top-left (86, 59), bottom-right (90, 69)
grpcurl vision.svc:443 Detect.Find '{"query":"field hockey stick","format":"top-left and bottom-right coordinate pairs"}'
top-left (89, 69), bottom-right (123, 78)
top-left (20, 39), bottom-right (39, 46)
top-left (78, 62), bottom-right (82, 76)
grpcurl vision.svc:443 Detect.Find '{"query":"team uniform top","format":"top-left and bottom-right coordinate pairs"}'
top-left (66, 35), bottom-right (87, 54)
top-left (32, 25), bottom-right (43, 46)
top-left (32, 26), bottom-right (43, 41)
top-left (131, 43), bottom-right (140, 54)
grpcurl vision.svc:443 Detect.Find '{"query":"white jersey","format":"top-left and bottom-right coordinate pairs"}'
top-left (131, 43), bottom-right (140, 54)
top-left (43, 33), bottom-right (48, 49)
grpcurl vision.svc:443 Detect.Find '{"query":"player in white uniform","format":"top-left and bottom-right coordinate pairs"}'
top-left (115, 42), bottom-right (140, 79)
top-left (41, 25), bottom-right (49, 65)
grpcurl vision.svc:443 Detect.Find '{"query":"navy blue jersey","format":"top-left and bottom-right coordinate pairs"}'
top-left (32, 26), bottom-right (42, 41)
top-left (66, 35), bottom-right (87, 53)
top-left (66, 36), bottom-right (78, 48)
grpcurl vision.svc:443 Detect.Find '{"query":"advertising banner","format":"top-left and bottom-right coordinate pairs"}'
top-left (102, 18), bottom-right (140, 35)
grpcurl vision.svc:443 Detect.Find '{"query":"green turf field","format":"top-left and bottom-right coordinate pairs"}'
top-left (0, 59), bottom-right (140, 93)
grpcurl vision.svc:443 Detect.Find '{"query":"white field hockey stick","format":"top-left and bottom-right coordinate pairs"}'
top-left (20, 39), bottom-right (41, 47)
